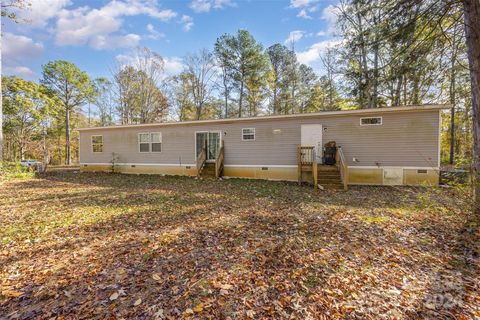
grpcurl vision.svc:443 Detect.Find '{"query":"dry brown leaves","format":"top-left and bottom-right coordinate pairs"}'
top-left (0, 170), bottom-right (479, 319)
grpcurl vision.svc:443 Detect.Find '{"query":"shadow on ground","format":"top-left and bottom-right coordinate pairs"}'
top-left (0, 171), bottom-right (478, 319)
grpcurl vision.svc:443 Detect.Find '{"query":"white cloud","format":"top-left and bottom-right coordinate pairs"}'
top-left (190, 0), bottom-right (211, 13)
top-left (146, 23), bottom-right (166, 39)
top-left (163, 57), bottom-right (184, 76)
top-left (317, 31), bottom-right (327, 36)
top-left (289, 0), bottom-right (319, 9)
top-left (322, 4), bottom-right (340, 24)
top-left (17, 0), bottom-right (71, 27)
top-left (90, 34), bottom-right (141, 50)
top-left (189, 0), bottom-right (235, 13)
top-left (54, 0), bottom-right (177, 49)
top-left (4, 66), bottom-right (38, 79)
top-left (296, 39), bottom-right (341, 65)
top-left (297, 9), bottom-right (312, 19)
top-left (181, 15), bottom-right (194, 32)
top-left (321, 4), bottom-right (341, 35)
top-left (285, 30), bottom-right (305, 44)
top-left (2, 32), bottom-right (44, 79)
top-left (116, 53), bottom-right (184, 77)
top-left (2, 33), bottom-right (44, 63)
top-left (290, 0), bottom-right (321, 20)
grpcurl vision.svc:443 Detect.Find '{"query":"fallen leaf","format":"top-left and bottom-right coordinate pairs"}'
top-left (109, 292), bottom-right (119, 301)
top-left (134, 298), bottom-right (142, 306)
top-left (2, 290), bottom-right (23, 298)
top-left (194, 303), bottom-right (203, 312)
top-left (246, 310), bottom-right (256, 318)
top-left (220, 289), bottom-right (229, 295)
top-left (185, 308), bottom-right (194, 315)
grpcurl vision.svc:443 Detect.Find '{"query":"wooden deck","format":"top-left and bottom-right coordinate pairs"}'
top-left (297, 145), bottom-right (348, 190)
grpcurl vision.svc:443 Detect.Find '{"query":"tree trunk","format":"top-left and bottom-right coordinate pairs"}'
top-left (372, 14), bottom-right (379, 108)
top-left (238, 81), bottom-right (244, 118)
top-left (450, 104), bottom-right (456, 165)
top-left (195, 102), bottom-right (202, 120)
top-left (449, 44), bottom-right (457, 165)
top-left (65, 106), bottom-right (71, 165)
top-left (273, 81), bottom-right (277, 114)
top-left (463, 0), bottom-right (480, 215)
top-left (223, 74), bottom-right (229, 118)
top-left (0, 62), bottom-right (3, 162)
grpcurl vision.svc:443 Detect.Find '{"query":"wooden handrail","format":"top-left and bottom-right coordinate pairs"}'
top-left (297, 145), bottom-right (317, 188)
top-left (196, 141), bottom-right (207, 177)
top-left (298, 146), bottom-right (315, 165)
top-left (215, 140), bottom-right (224, 178)
top-left (336, 146), bottom-right (348, 190)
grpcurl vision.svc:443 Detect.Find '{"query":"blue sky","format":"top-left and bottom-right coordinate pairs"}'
top-left (3, 0), bottom-right (340, 81)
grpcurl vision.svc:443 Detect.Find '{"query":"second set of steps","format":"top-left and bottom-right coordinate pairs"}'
top-left (200, 163), bottom-right (216, 178)
top-left (317, 165), bottom-right (343, 189)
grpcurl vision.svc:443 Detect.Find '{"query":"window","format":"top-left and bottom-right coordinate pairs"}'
top-left (360, 117), bottom-right (382, 126)
top-left (242, 128), bottom-right (255, 141)
top-left (139, 133), bottom-right (150, 152)
top-left (139, 132), bottom-right (162, 153)
top-left (151, 132), bottom-right (162, 152)
top-left (92, 135), bottom-right (103, 153)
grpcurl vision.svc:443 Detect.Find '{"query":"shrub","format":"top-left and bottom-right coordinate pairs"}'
top-left (0, 162), bottom-right (36, 181)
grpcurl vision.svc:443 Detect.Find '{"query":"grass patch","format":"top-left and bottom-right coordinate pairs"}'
top-left (0, 170), bottom-right (478, 319)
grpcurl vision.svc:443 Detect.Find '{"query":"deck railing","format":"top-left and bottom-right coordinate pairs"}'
top-left (298, 146), bottom-right (315, 165)
top-left (196, 141), bottom-right (207, 177)
top-left (336, 146), bottom-right (349, 190)
top-left (297, 146), bottom-right (318, 189)
top-left (215, 140), bottom-right (225, 178)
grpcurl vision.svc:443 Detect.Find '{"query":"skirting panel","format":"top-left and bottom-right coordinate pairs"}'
top-left (80, 164), bottom-right (197, 176)
top-left (348, 167), bottom-right (439, 186)
top-left (223, 166), bottom-right (298, 181)
top-left (80, 164), bottom-right (439, 186)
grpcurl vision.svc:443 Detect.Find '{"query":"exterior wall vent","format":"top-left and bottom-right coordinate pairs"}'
top-left (261, 167), bottom-right (268, 170)
top-left (131, 165), bottom-right (136, 168)
top-left (417, 169), bottom-right (427, 174)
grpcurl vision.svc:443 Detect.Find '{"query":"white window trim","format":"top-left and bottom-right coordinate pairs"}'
top-left (150, 132), bottom-right (162, 153)
top-left (360, 116), bottom-right (383, 126)
top-left (91, 135), bottom-right (103, 153)
top-left (242, 128), bottom-right (255, 141)
top-left (194, 131), bottom-right (222, 162)
top-left (137, 132), bottom-right (157, 154)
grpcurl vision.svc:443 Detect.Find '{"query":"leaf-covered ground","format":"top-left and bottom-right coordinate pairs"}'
top-left (1, 170), bottom-right (479, 319)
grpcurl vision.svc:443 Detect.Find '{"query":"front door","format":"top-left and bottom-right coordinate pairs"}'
top-left (196, 131), bottom-right (221, 162)
top-left (301, 124), bottom-right (323, 162)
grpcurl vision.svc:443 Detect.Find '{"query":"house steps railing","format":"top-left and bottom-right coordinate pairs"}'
top-left (215, 140), bottom-right (225, 178)
top-left (336, 146), bottom-right (349, 191)
top-left (297, 145), bottom-right (349, 190)
top-left (297, 146), bottom-right (318, 189)
top-left (196, 141), bottom-right (207, 177)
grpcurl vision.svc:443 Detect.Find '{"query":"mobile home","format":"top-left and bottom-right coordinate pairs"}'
top-left (78, 105), bottom-right (445, 187)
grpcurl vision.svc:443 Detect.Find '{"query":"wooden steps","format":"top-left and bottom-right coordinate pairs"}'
top-left (317, 165), bottom-right (343, 189)
top-left (200, 163), bottom-right (216, 178)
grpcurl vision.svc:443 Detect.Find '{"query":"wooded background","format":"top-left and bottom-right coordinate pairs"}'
top-left (0, 0), bottom-right (476, 168)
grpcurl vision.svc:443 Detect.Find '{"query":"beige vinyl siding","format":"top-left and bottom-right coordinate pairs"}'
top-left (79, 109), bottom-right (440, 168)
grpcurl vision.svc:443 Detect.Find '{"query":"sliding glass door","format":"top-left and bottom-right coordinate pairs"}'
top-left (196, 131), bottom-right (221, 161)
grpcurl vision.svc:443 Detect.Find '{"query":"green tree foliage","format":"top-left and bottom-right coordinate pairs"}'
top-left (113, 48), bottom-right (168, 124)
top-left (214, 30), bottom-right (268, 117)
top-left (183, 49), bottom-right (217, 120)
top-left (93, 77), bottom-right (115, 127)
top-left (41, 60), bottom-right (96, 165)
top-left (2, 76), bottom-right (58, 160)
top-left (0, 0), bottom-right (29, 23)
